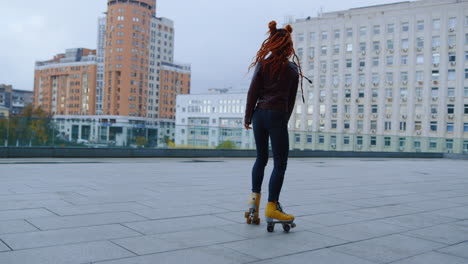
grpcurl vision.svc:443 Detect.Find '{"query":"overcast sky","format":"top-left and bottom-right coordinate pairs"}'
top-left (0, 0), bottom-right (405, 93)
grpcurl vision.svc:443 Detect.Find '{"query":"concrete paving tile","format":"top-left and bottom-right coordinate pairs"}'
top-left (345, 194), bottom-right (433, 208)
top-left (113, 227), bottom-right (245, 255)
top-left (131, 204), bottom-right (229, 220)
top-left (430, 206), bottom-right (468, 220)
top-left (222, 231), bottom-right (346, 259)
top-left (251, 248), bottom-right (378, 264)
top-left (94, 245), bottom-right (259, 264)
top-left (46, 202), bottom-right (152, 216)
top-left (301, 210), bottom-right (377, 226)
top-left (404, 224), bottom-right (468, 245)
top-left (0, 224), bottom-right (140, 250)
top-left (0, 199), bottom-right (72, 211)
top-left (123, 215), bottom-right (233, 235)
top-left (26, 212), bottom-right (147, 230)
top-left (0, 208), bottom-right (56, 221)
top-left (215, 223), bottom-right (286, 239)
top-left (379, 212), bottom-right (457, 229)
top-left (214, 211), bottom-right (248, 224)
top-left (312, 221), bottom-right (411, 242)
top-left (289, 202), bottom-right (359, 216)
top-left (436, 241), bottom-right (468, 259)
top-left (405, 200), bottom-right (465, 211)
top-left (331, 234), bottom-right (446, 263)
top-left (0, 240), bottom-right (10, 252)
top-left (390, 251), bottom-right (468, 264)
top-left (0, 220), bottom-right (39, 234)
top-left (0, 241), bottom-right (134, 264)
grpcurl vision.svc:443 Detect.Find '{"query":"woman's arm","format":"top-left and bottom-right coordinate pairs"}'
top-left (244, 63), bottom-right (262, 125)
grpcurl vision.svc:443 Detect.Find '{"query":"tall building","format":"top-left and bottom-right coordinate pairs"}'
top-left (34, 48), bottom-right (97, 116)
top-left (291, 0), bottom-right (468, 153)
top-left (159, 62), bottom-right (191, 119)
top-left (96, 17), bottom-right (107, 115)
top-left (102, 0), bottom-right (190, 120)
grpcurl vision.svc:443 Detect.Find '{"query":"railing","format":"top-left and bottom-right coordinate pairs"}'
top-left (0, 117), bottom-right (467, 154)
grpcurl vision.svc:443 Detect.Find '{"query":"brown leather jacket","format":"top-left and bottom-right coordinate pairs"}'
top-left (244, 61), bottom-right (299, 125)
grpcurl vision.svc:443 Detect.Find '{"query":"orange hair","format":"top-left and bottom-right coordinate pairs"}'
top-left (249, 21), bottom-right (306, 102)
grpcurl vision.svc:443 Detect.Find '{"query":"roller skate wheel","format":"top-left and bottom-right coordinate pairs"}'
top-left (253, 217), bottom-right (260, 225)
top-left (291, 223), bottom-right (296, 228)
top-left (283, 224), bottom-right (291, 232)
top-left (267, 224), bottom-right (274, 232)
top-left (246, 217), bottom-right (252, 224)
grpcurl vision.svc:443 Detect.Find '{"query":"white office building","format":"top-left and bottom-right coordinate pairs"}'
top-left (291, 0), bottom-right (468, 153)
top-left (175, 91), bottom-right (255, 148)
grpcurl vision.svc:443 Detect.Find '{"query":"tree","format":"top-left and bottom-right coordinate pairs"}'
top-left (135, 136), bottom-right (147, 148)
top-left (216, 140), bottom-right (237, 149)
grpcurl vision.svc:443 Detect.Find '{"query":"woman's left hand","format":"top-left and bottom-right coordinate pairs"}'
top-left (244, 123), bottom-right (252, 130)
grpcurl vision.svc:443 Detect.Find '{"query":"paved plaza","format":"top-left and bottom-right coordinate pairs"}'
top-left (0, 157), bottom-right (467, 263)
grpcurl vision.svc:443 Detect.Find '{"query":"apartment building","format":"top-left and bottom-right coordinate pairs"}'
top-left (175, 91), bottom-right (254, 149)
top-left (0, 84), bottom-right (33, 116)
top-left (291, 0), bottom-right (468, 153)
top-left (33, 48), bottom-right (97, 116)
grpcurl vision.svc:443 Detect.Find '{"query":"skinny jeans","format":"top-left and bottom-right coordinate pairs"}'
top-left (251, 108), bottom-right (289, 202)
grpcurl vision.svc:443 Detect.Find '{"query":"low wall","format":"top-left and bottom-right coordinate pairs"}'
top-left (0, 147), bottom-right (444, 159)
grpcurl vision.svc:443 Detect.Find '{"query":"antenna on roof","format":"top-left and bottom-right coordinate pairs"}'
top-left (317, 6), bottom-right (324, 18)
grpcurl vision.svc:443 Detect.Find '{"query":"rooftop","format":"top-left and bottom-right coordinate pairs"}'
top-left (0, 157), bottom-right (467, 263)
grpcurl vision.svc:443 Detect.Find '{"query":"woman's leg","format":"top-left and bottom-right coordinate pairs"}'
top-left (252, 109), bottom-right (269, 194)
top-left (267, 115), bottom-right (289, 202)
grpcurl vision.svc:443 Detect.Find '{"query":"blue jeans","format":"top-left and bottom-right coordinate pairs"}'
top-left (251, 108), bottom-right (289, 202)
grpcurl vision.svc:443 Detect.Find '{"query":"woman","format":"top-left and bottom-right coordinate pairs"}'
top-left (243, 21), bottom-right (304, 232)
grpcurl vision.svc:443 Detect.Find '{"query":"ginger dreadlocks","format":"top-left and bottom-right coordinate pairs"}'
top-left (249, 21), bottom-right (308, 103)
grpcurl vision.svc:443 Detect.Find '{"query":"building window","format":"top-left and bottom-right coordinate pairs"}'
top-left (321, 46), bottom-right (327, 56)
top-left (449, 17), bottom-right (457, 30)
top-left (401, 39), bottom-right (409, 49)
top-left (384, 137), bottom-right (391, 147)
top-left (372, 57), bottom-right (379, 67)
top-left (448, 35), bottom-right (456, 46)
top-left (432, 36), bottom-right (440, 48)
top-left (346, 43), bottom-right (353, 52)
top-left (449, 52), bottom-right (456, 62)
top-left (386, 56), bottom-right (394, 66)
top-left (430, 121), bottom-right (437, 132)
top-left (433, 19), bottom-right (440, 29)
top-left (346, 28), bottom-right (353, 38)
top-left (385, 121), bottom-right (392, 131)
top-left (307, 135), bottom-right (312, 143)
top-left (400, 122), bottom-right (406, 131)
top-left (432, 53), bottom-right (440, 64)
top-left (334, 44), bottom-right (340, 54)
top-left (387, 23), bottom-right (394, 33)
top-left (371, 104), bottom-right (378, 114)
top-left (401, 55), bottom-right (408, 65)
top-left (448, 104), bottom-right (455, 114)
top-left (373, 25), bottom-right (380, 35)
top-left (417, 20), bottom-right (424, 31)
top-left (370, 136), bottom-right (377, 146)
top-left (357, 136), bottom-right (363, 145)
top-left (309, 32), bottom-right (316, 41)
top-left (446, 139), bottom-right (454, 151)
top-left (360, 26), bottom-right (367, 36)
top-left (416, 37), bottom-right (424, 49)
top-left (297, 33), bottom-right (304, 42)
top-left (447, 122), bottom-right (454, 133)
top-left (359, 58), bottom-right (365, 67)
top-left (321, 31), bottom-right (328, 40)
top-left (465, 104), bottom-right (468, 114)
top-left (432, 70), bottom-right (439, 80)
top-left (448, 87), bottom-right (455, 97)
top-left (464, 123), bottom-right (468, 132)
top-left (385, 88), bottom-right (393, 98)
top-left (401, 22), bottom-right (409, 32)
top-left (465, 87), bottom-right (468, 97)
top-left (432, 87), bottom-right (439, 97)
top-left (429, 139), bottom-right (437, 149)
top-left (346, 59), bottom-right (352, 68)
top-left (416, 55), bottom-right (424, 64)
top-left (318, 135), bottom-right (325, 144)
top-left (448, 70), bottom-right (456, 81)
top-left (387, 39), bottom-right (394, 50)
top-left (334, 29), bottom-right (340, 39)
top-left (343, 136), bottom-right (350, 145)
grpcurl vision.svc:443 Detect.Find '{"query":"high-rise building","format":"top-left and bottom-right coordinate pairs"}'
top-left (291, 0), bottom-right (468, 153)
top-left (96, 17), bottom-right (107, 115)
top-left (33, 48), bottom-right (97, 116)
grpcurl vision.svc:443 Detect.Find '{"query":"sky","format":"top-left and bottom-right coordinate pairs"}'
top-left (0, 0), bottom-right (406, 94)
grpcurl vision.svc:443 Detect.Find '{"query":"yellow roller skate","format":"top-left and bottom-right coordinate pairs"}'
top-left (244, 193), bottom-right (261, 225)
top-left (265, 201), bottom-right (296, 232)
